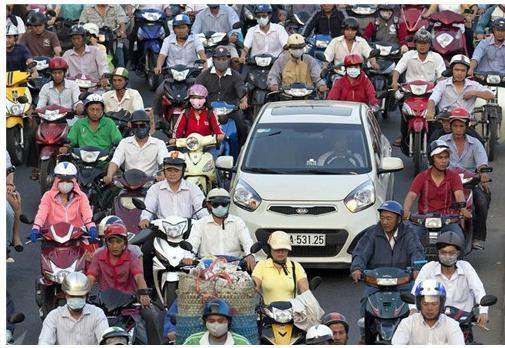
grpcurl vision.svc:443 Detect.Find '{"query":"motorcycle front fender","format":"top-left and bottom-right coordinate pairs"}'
top-left (252, 89), bottom-right (268, 105)
top-left (143, 40), bottom-right (161, 54)
top-left (6, 116), bottom-right (24, 129)
top-left (409, 117), bottom-right (426, 133)
top-left (39, 145), bottom-right (59, 160)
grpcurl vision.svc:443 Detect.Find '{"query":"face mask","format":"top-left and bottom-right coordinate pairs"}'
top-left (190, 98), bottom-right (206, 110)
top-left (58, 182), bottom-right (74, 194)
top-left (67, 297), bottom-right (86, 311)
top-left (379, 10), bottom-right (393, 20)
top-left (211, 205), bottom-right (229, 218)
top-left (206, 322), bottom-right (228, 337)
top-left (134, 126), bottom-right (150, 139)
top-left (213, 60), bottom-right (230, 72)
top-left (257, 17), bottom-right (270, 26)
top-left (289, 48), bottom-right (305, 59)
top-left (439, 253), bottom-right (458, 267)
top-left (346, 67), bottom-right (361, 79)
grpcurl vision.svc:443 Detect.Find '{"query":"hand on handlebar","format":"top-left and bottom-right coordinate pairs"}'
top-left (461, 208), bottom-right (472, 220)
top-left (139, 294), bottom-right (151, 308)
top-left (139, 219), bottom-right (150, 229)
top-left (154, 67), bottom-right (162, 75)
top-left (182, 258), bottom-right (195, 266)
top-left (477, 313), bottom-right (489, 329)
top-left (351, 270), bottom-right (362, 283)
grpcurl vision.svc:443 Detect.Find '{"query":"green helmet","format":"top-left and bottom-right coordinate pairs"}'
top-left (111, 67), bottom-right (129, 80)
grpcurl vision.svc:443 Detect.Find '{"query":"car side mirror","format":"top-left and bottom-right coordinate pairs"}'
top-left (215, 156), bottom-right (235, 172)
top-left (400, 292), bottom-right (416, 304)
top-left (378, 157), bottom-right (404, 175)
top-left (179, 240), bottom-right (193, 252)
top-left (479, 294), bottom-right (497, 307)
top-left (16, 96), bottom-right (29, 104)
top-left (309, 276), bottom-right (322, 291)
top-left (132, 198), bottom-right (147, 210)
top-left (250, 242), bottom-right (263, 254)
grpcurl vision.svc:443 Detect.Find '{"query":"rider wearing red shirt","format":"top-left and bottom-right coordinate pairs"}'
top-left (173, 84), bottom-right (225, 140)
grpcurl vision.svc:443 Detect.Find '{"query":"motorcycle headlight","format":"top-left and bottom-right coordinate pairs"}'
top-left (352, 6), bottom-right (377, 15)
top-left (410, 84), bottom-right (427, 96)
top-left (202, 160), bottom-right (214, 172)
top-left (376, 277), bottom-right (398, 286)
top-left (271, 308), bottom-right (293, 323)
top-left (162, 220), bottom-right (187, 238)
top-left (142, 11), bottom-right (162, 21)
top-left (9, 103), bottom-right (24, 116)
top-left (255, 56), bottom-right (272, 67)
top-left (233, 179), bottom-right (262, 211)
top-left (80, 150), bottom-right (100, 163)
top-left (285, 88), bottom-right (311, 97)
top-left (315, 40), bottom-right (328, 48)
top-left (436, 33), bottom-right (454, 48)
top-left (344, 180), bottom-right (375, 213)
top-left (172, 69), bottom-right (189, 82)
top-left (486, 75), bottom-right (501, 85)
top-left (376, 44), bottom-right (392, 56)
top-left (120, 196), bottom-right (144, 210)
top-left (425, 217), bottom-right (442, 229)
top-left (41, 109), bottom-right (64, 121)
top-left (213, 107), bottom-right (231, 116)
top-left (186, 136), bottom-right (199, 151)
top-left (209, 33), bottom-right (226, 46)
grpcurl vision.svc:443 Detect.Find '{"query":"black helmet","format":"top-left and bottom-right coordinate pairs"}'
top-left (162, 152), bottom-right (186, 170)
top-left (27, 11), bottom-right (47, 26)
top-left (130, 110), bottom-right (150, 123)
top-left (254, 4), bottom-right (273, 14)
top-left (99, 327), bottom-right (129, 345)
top-left (69, 24), bottom-right (87, 37)
top-left (492, 17), bottom-right (505, 31)
top-left (342, 17), bottom-right (359, 30)
top-left (436, 231), bottom-right (464, 251)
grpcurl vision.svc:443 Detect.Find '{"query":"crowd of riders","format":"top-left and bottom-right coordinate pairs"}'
top-left (5, 3), bottom-right (505, 345)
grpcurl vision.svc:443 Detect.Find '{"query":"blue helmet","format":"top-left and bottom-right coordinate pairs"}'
top-left (254, 4), bottom-right (273, 14)
top-left (173, 14), bottom-right (191, 27)
top-left (414, 279), bottom-right (446, 311)
top-left (377, 200), bottom-right (403, 217)
top-left (203, 299), bottom-right (232, 319)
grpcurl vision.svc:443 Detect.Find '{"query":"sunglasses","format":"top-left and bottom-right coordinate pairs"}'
top-left (210, 200), bottom-right (230, 208)
top-left (130, 122), bottom-right (148, 128)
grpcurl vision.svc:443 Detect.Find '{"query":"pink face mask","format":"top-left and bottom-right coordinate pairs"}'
top-left (190, 98), bottom-right (206, 110)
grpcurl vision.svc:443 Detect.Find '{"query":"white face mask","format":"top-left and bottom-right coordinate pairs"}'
top-left (67, 297), bottom-right (86, 311)
top-left (289, 48), bottom-right (305, 59)
top-left (58, 182), bottom-right (74, 194)
top-left (206, 321), bottom-right (228, 337)
top-left (257, 17), bottom-right (270, 26)
top-left (346, 67), bottom-right (361, 78)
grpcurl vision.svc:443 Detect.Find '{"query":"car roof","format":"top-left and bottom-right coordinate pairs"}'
top-left (257, 100), bottom-right (366, 125)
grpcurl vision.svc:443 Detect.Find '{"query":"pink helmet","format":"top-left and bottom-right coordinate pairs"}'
top-left (188, 84), bottom-right (208, 98)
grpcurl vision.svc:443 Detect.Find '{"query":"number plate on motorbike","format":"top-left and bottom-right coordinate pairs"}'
top-left (289, 234), bottom-right (326, 246)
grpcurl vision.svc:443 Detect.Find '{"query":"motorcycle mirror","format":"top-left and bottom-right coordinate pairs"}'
top-left (314, 51), bottom-right (326, 62)
top-left (400, 292), bottom-right (416, 304)
top-left (441, 69), bottom-right (452, 78)
top-left (250, 242), bottom-right (263, 254)
top-left (132, 198), bottom-right (147, 210)
top-left (19, 214), bottom-right (34, 224)
top-left (232, 22), bottom-right (242, 30)
top-left (16, 96), bottom-right (29, 104)
top-left (480, 294), bottom-right (497, 307)
top-left (179, 241), bottom-right (193, 252)
top-left (309, 276), bottom-right (322, 291)
top-left (368, 49), bottom-right (380, 59)
top-left (8, 312), bottom-right (25, 324)
top-left (92, 211), bottom-right (106, 222)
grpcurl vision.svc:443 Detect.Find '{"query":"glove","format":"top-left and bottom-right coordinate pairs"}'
top-left (30, 228), bottom-right (40, 243)
top-left (88, 226), bottom-right (97, 241)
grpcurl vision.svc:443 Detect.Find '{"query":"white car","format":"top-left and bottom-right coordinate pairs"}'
top-left (217, 100), bottom-right (404, 267)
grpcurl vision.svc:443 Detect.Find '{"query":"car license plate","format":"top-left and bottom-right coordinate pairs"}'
top-left (289, 234), bottom-right (326, 246)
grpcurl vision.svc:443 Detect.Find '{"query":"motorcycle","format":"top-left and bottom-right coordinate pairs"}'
top-left (238, 5), bottom-right (257, 38)
top-left (369, 42), bottom-right (402, 119)
top-left (209, 101), bottom-right (239, 162)
top-left (34, 105), bottom-right (72, 194)
top-left (307, 34), bottom-right (332, 64)
top-left (157, 64), bottom-right (202, 138)
top-left (245, 54), bottom-right (276, 118)
top-left (284, 12), bottom-right (309, 35)
top-left (136, 8), bottom-right (168, 90)
top-left (28, 56), bottom-right (51, 107)
top-left (473, 71), bottom-right (505, 161)
top-left (362, 266), bottom-right (416, 344)
top-left (112, 169), bottom-right (154, 235)
top-left (268, 83), bottom-right (316, 102)
top-left (430, 11), bottom-right (468, 64)
top-left (6, 69), bottom-right (34, 165)
top-left (347, 5), bottom-right (378, 31)
top-left (400, 5), bottom-right (430, 48)
top-left (175, 133), bottom-right (219, 194)
top-left (396, 80), bottom-right (435, 175)
top-left (105, 109), bottom-right (132, 138)
top-left (197, 31), bottom-right (228, 68)
top-left (89, 288), bottom-right (149, 345)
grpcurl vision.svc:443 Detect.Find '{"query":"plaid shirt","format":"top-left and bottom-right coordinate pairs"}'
top-left (79, 5), bottom-right (127, 29)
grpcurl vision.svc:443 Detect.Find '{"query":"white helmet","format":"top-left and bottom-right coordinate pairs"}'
top-left (83, 22), bottom-right (99, 37)
top-left (83, 93), bottom-right (105, 109)
top-left (449, 54), bottom-right (471, 69)
top-left (6, 24), bottom-right (19, 36)
top-left (306, 324), bottom-right (333, 345)
top-left (54, 162), bottom-right (78, 179)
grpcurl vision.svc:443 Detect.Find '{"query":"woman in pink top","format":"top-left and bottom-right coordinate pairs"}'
top-left (31, 162), bottom-right (96, 242)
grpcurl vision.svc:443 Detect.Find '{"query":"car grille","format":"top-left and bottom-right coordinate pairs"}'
top-left (268, 205), bottom-right (336, 215)
top-left (255, 229), bottom-right (349, 258)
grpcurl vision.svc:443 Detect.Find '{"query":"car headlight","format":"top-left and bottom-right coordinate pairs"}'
top-left (171, 69), bottom-right (189, 82)
top-left (186, 136), bottom-right (199, 151)
top-left (486, 75), bottom-right (501, 85)
top-left (344, 180), bottom-right (375, 213)
top-left (80, 150), bottom-right (100, 163)
top-left (162, 220), bottom-right (187, 238)
top-left (202, 160), bottom-right (214, 172)
top-left (425, 217), bottom-right (442, 229)
top-left (233, 179), bottom-right (262, 211)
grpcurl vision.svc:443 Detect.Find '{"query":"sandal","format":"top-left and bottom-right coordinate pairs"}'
top-left (472, 240), bottom-right (485, 250)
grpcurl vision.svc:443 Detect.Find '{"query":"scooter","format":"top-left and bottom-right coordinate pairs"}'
top-left (53, 18), bottom-right (79, 51)
top-left (105, 109), bottom-right (132, 138)
top-left (363, 266), bottom-right (416, 344)
top-left (268, 83), bottom-right (316, 102)
top-left (396, 80), bottom-right (435, 175)
top-left (175, 133), bottom-right (219, 194)
top-left (112, 169), bottom-right (154, 235)
top-left (209, 101), bottom-right (239, 161)
top-left (245, 54), bottom-right (275, 118)
top-left (473, 71), bottom-right (505, 161)
top-left (346, 5), bottom-right (378, 31)
top-left (400, 5), bottom-right (430, 48)
top-left (430, 11), bottom-right (468, 64)
top-left (369, 42), bottom-right (401, 119)
top-left (197, 31), bottom-right (228, 67)
top-left (307, 34), bottom-right (332, 64)
top-left (28, 56), bottom-right (51, 107)
top-left (34, 105), bottom-right (72, 194)
top-left (89, 288), bottom-right (149, 344)
top-left (6, 69), bottom-right (34, 165)
top-left (136, 8), bottom-right (167, 90)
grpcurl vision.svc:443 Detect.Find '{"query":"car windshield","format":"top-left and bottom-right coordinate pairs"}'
top-left (243, 123), bottom-right (371, 174)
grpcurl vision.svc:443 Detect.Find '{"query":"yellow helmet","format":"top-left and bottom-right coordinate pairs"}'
top-left (286, 33), bottom-right (306, 49)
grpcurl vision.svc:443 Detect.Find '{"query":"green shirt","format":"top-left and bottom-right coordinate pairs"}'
top-left (183, 331), bottom-right (250, 345)
top-left (67, 116), bottom-right (122, 150)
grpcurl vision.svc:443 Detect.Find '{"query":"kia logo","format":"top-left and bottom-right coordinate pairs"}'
top-left (296, 208), bottom-right (309, 215)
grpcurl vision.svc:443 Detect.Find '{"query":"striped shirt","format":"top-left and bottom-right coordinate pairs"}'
top-left (38, 304), bottom-right (109, 345)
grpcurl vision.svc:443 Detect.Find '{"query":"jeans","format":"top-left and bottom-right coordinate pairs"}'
top-left (6, 200), bottom-right (14, 247)
top-left (140, 306), bottom-right (162, 345)
top-left (409, 222), bottom-right (465, 243)
top-left (472, 187), bottom-right (491, 242)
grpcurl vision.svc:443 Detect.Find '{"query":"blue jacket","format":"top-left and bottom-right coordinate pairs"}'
top-left (350, 222), bottom-right (425, 272)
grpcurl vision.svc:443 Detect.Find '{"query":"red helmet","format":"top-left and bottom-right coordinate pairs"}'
top-left (449, 108), bottom-right (470, 124)
top-left (104, 223), bottom-right (128, 241)
top-left (49, 57), bottom-right (68, 71)
top-left (343, 54), bottom-right (364, 67)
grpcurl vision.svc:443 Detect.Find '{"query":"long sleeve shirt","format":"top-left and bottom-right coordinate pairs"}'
top-left (267, 51), bottom-right (325, 89)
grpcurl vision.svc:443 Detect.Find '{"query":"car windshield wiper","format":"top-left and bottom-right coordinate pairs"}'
top-left (256, 131), bottom-right (282, 138)
top-left (302, 168), bottom-right (360, 175)
top-left (244, 167), bottom-right (285, 174)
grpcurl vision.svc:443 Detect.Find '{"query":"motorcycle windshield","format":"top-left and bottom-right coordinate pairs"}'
top-left (78, 167), bottom-right (103, 187)
top-left (94, 288), bottom-right (136, 313)
top-left (43, 245), bottom-right (82, 269)
top-left (366, 291), bottom-right (409, 319)
top-left (377, 319), bottom-right (402, 342)
top-left (120, 169), bottom-right (149, 189)
top-left (138, 25), bottom-right (164, 40)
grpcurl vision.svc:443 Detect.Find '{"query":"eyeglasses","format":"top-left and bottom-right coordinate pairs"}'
top-left (130, 122), bottom-right (148, 129)
top-left (210, 200), bottom-right (230, 208)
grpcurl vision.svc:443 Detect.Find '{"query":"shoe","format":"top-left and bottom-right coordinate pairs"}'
top-left (472, 240), bottom-right (485, 250)
top-left (392, 137), bottom-right (402, 147)
top-left (6, 257), bottom-right (15, 263)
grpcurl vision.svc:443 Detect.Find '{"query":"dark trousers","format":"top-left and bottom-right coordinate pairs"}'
top-left (410, 222), bottom-right (465, 242)
top-left (229, 109), bottom-right (249, 146)
top-left (140, 306), bottom-right (162, 344)
top-left (141, 237), bottom-right (155, 288)
top-left (473, 187), bottom-right (491, 242)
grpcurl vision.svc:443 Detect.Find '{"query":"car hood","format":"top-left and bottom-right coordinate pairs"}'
top-left (236, 172), bottom-right (373, 201)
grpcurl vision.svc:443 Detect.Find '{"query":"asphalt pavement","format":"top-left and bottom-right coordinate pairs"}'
top-left (6, 72), bottom-right (505, 344)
